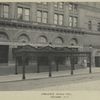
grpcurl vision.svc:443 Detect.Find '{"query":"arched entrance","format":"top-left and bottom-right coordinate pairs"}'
top-left (0, 32), bottom-right (9, 64)
top-left (37, 36), bottom-right (49, 72)
top-left (17, 34), bottom-right (30, 66)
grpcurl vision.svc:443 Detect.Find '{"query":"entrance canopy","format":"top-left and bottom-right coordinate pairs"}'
top-left (14, 45), bottom-right (87, 57)
top-left (14, 45), bottom-right (72, 56)
top-left (14, 45), bottom-right (92, 80)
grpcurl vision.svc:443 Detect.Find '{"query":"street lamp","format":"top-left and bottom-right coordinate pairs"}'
top-left (89, 44), bottom-right (92, 73)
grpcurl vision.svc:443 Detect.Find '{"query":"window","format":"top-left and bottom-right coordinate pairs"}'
top-left (37, 11), bottom-right (48, 23)
top-left (54, 2), bottom-right (64, 9)
top-left (17, 7), bottom-right (30, 21)
top-left (3, 5), bottom-right (9, 18)
top-left (74, 4), bottom-right (78, 12)
top-left (88, 21), bottom-right (92, 30)
top-left (55, 37), bottom-right (63, 45)
top-left (59, 14), bottom-right (63, 25)
top-left (69, 3), bottom-right (73, 11)
top-left (37, 11), bottom-right (42, 22)
top-left (54, 14), bottom-right (58, 25)
top-left (69, 16), bottom-right (78, 27)
top-left (59, 2), bottom-right (64, 9)
top-left (54, 14), bottom-right (64, 25)
top-left (17, 7), bottom-right (23, 20)
top-left (38, 36), bottom-right (47, 43)
top-left (42, 12), bottom-right (48, 23)
top-left (54, 2), bottom-right (58, 8)
top-left (73, 17), bottom-right (78, 27)
top-left (97, 23), bottom-right (100, 31)
top-left (69, 3), bottom-right (78, 12)
top-left (69, 16), bottom-right (73, 27)
top-left (24, 8), bottom-right (30, 21)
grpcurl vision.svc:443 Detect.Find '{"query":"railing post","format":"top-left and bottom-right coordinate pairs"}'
top-left (48, 55), bottom-right (52, 77)
top-left (22, 55), bottom-right (26, 80)
top-left (37, 56), bottom-right (40, 73)
top-left (15, 57), bottom-right (18, 74)
top-left (70, 54), bottom-right (74, 75)
top-left (89, 52), bottom-right (92, 73)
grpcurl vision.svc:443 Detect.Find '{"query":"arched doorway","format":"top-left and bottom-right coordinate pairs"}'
top-left (54, 37), bottom-right (66, 70)
top-left (37, 36), bottom-right (49, 72)
top-left (17, 34), bottom-right (30, 66)
top-left (0, 32), bottom-right (9, 63)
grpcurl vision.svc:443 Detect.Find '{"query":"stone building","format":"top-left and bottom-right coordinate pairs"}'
top-left (0, 2), bottom-right (100, 71)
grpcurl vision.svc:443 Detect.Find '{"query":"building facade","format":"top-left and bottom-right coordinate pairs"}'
top-left (0, 2), bottom-right (100, 70)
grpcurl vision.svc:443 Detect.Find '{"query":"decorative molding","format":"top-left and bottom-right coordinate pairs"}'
top-left (0, 18), bottom-right (100, 36)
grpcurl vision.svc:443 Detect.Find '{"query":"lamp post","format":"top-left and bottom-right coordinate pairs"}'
top-left (89, 44), bottom-right (92, 73)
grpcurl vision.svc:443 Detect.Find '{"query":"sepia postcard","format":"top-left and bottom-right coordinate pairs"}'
top-left (0, 0), bottom-right (100, 100)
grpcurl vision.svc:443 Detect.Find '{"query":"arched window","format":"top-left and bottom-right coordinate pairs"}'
top-left (38, 36), bottom-right (47, 43)
top-left (54, 37), bottom-right (63, 45)
top-left (18, 34), bottom-right (30, 43)
top-left (70, 38), bottom-right (78, 46)
top-left (0, 32), bottom-right (9, 41)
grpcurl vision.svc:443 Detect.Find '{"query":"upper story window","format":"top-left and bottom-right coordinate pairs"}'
top-left (59, 2), bottom-right (64, 9)
top-left (73, 17), bottom-right (78, 27)
top-left (54, 13), bottom-right (64, 25)
top-left (37, 11), bottom-right (42, 23)
top-left (97, 23), bottom-right (100, 31)
top-left (69, 16), bottom-right (78, 27)
top-left (42, 12), bottom-right (48, 23)
top-left (69, 3), bottom-right (73, 11)
top-left (54, 14), bottom-right (58, 24)
top-left (17, 7), bottom-right (30, 21)
top-left (69, 3), bottom-right (78, 12)
top-left (54, 2), bottom-right (64, 9)
top-left (3, 5), bottom-right (9, 18)
top-left (69, 16), bottom-right (73, 27)
top-left (17, 7), bottom-right (23, 20)
top-left (54, 2), bottom-right (58, 8)
top-left (74, 4), bottom-right (78, 12)
top-left (24, 8), bottom-right (30, 21)
top-left (88, 21), bottom-right (92, 30)
top-left (37, 10), bottom-right (48, 23)
top-left (59, 14), bottom-right (63, 25)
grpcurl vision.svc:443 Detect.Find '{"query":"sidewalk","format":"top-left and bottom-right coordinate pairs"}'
top-left (0, 67), bottom-right (100, 83)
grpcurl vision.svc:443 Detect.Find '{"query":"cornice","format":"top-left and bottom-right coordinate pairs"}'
top-left (0, 18), bottom-right (100, 36)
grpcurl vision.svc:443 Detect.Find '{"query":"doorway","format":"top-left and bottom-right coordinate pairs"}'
top-left (0, 45), bottom-right (9, 63)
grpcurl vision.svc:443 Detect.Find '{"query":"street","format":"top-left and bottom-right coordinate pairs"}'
top-left (0, 68), bottom-right (99, 91)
